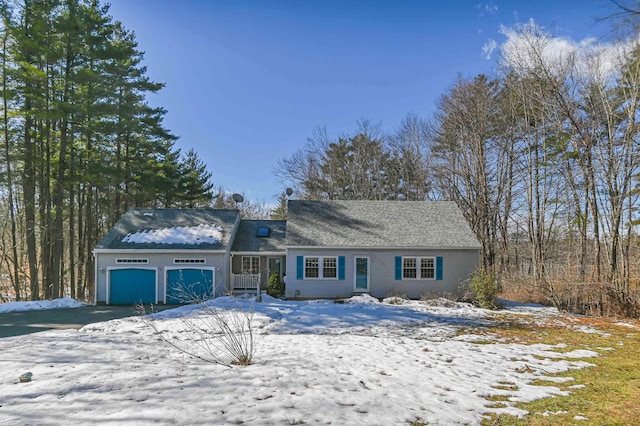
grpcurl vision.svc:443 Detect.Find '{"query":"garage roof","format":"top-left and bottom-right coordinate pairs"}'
top-left (95, 208), bottom-right (240, 250)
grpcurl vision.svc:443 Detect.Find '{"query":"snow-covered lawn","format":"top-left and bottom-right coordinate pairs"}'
top-left (0, 297), bottom-right (86, 313)
top-left (0, 295), bottom-right (599, 425)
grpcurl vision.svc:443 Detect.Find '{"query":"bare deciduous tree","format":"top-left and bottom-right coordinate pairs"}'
top-left (431, 74), bottom-right (514, 272)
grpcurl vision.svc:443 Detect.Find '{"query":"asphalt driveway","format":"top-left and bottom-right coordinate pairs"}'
top-left (0, 304), bottom-right (178, 338)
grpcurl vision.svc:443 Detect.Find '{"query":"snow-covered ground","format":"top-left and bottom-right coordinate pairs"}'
top-left (0, 295), bottom-right (599, 425)
top-left (0, 297), bottom-right (86, 313)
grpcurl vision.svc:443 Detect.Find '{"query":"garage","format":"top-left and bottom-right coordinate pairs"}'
top-left (108, 268), bottom-right (157, 304)
top-left (166, 268), bottom-right (215, 304)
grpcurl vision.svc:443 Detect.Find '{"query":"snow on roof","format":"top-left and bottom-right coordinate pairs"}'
top-left (121, 224), bottom-right (223, 245)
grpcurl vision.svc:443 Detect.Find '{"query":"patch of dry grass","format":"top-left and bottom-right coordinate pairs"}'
top-left (480, 315), bottom-right (640, 425)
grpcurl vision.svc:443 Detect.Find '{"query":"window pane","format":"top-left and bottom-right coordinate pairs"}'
top-left (305, 257), bottom-right (319, 278)
top-left (256, 227), bottom-right (270, 237)
top-left (251, 257), bottom-right (260, 274)
top-left (403, 258), bottom-right (417, 279)
top-left (323, 257), bottom-right (337, 278)
top-left (242, 256), bottom-right (260, 274)
top-left (421, 258), bottom-right (435, 279)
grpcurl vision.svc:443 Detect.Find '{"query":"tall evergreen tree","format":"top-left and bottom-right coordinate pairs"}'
top-left (0, 0), bottom-right (217, 300)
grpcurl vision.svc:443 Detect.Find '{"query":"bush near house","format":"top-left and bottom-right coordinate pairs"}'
top-left (267, 271), bottom-right (285, 298)
top-left (466, 268), bottom-right (499, 309)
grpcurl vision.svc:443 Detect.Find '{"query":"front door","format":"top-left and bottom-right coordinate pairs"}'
top-left (354, 257), bottom-right (369, 292)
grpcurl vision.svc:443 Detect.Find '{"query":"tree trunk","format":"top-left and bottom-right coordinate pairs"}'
top-left (2, 30), bottom-right (21, 300)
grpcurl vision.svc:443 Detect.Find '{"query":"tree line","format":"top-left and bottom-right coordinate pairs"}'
top-left (278, 22), bottom-right (640, 317)
top-left (3, 0), bottom-right (638, 318)
top-left (0, 0), bottom-right (215, 302)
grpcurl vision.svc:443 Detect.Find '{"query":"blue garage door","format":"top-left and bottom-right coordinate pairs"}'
top-left (166, 269), bottom-right (214, 304)
top-left (109, 269), bottom-right (156, 304)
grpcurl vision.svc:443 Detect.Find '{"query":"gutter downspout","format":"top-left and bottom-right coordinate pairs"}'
top-left (93, 251), bottom-right (98, 305)
top-left (230, 253), bottom-right (234, 295)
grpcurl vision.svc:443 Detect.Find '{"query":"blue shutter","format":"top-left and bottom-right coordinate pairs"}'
top-left (338, 256), bottom-right (345, 280)
top-left (395, 256), bottom-right (402, 280)
top-left (436, 256), bottom-right (443, 281)
top-left (296, 256), bottom-right (304, 280)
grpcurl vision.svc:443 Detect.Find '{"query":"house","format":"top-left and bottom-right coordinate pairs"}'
top-left (285, 200), bottom-right (480, 299)
top-left (93, 201), bottom-right (480, 304)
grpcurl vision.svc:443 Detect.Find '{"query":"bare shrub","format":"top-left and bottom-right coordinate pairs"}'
top-left (605, 285), bottom-right (640, 318)
top-left (385, 287), bottom-right (407, 302)
top-left (499, 274), bottom-right (548, 305)
top-left (384, 296), bottom-right (406, 305)
top-left (420, 290), bottom-right (458, 302)
top-left (139, 281), bottom-right (256, 366)
top-left (500, 273), bottom-right (640, 318)
top-left (554, 281), bottom-right (640, 318)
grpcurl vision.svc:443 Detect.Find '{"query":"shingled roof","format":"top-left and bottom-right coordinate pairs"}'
top-left (94, 208), bottom-right (239, 250)
top-left (231, 220), bottom-right (287, 252)
top-left (286, 200), bottom-right (480, 249)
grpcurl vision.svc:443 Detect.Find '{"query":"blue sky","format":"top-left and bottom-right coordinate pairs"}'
top-left (106, 0), bottom-right (613, 204)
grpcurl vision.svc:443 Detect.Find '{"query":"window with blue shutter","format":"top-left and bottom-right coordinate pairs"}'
top-left (299, 255), bottom-right (342, 280)
top-left (397, 256), bottom-right (441, 280)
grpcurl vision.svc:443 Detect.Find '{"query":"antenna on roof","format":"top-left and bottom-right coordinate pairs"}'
top-left (232, 193), bottom-right (244, 210)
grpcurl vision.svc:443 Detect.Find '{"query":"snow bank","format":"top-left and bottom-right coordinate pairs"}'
top-left (0, 297), bottom-right (86, 313)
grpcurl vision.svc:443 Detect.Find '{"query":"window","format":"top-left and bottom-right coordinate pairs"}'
top-left (304, 257), bottom-right (319, 278)
top-left (256, 227), bottom-right (271, 238)
top-left (421, 258), bottom-right (435, 279)
top-left (242, 256), bottom-right (260, 274)
top-left (402, 256), bottom-right (435, 280)
top-left (116, 258), bottom-right (148, 264)
top-left (403, 258), bottom-right (417, 279)
top-left (174, 258), bottom-right (206, 264)
top-left (323, 257), bottom-right (337, 278)
top-left (304, 256), bottom-right (337, 279)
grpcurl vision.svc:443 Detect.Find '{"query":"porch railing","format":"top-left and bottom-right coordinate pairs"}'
top-left (231, 273), bottom-right (261, 293)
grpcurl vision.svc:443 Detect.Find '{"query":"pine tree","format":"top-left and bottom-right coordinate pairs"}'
top-left (270, 191), bottom-right (288, 219)
top-left (176, 149), bottom-right (214, 208)
top-left (0, 0), bottom-right (218, 300)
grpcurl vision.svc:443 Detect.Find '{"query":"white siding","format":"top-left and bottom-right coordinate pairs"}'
top-left (286, 248), bottom-right (479, 299)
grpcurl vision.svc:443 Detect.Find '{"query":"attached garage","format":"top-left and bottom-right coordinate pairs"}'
top-left (108, 268), bottom-right (157, 304)
top-left (93, 209), bottom-right (240, 304)
top-left (165, 268), bottom-right (215, 304)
